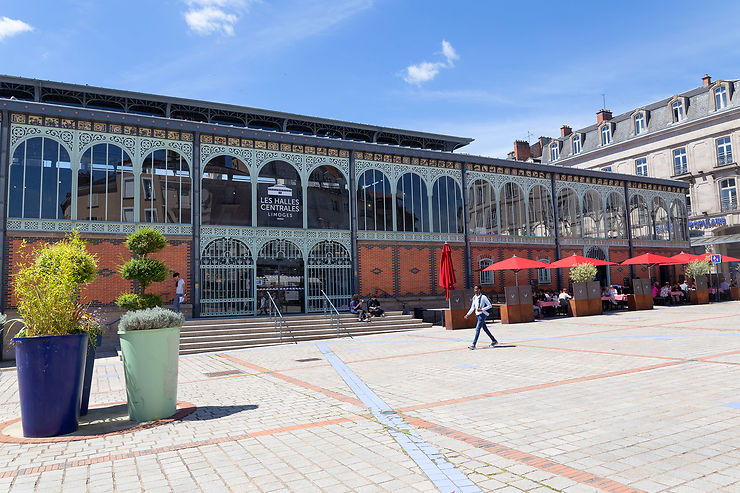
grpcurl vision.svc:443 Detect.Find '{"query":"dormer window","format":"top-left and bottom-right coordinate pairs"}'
top-left (601, 125), bottom-right (611, 145)
top-left (671, 100), bottom-right (685, 122)
top-left (550, 142), bottom-right (559, 161)
top-left (714, 86), bottom-right (728, 109)
top-left (634, 113), bottom-right (646, 134)
top-left (572, 134), bottom-right (581, 154)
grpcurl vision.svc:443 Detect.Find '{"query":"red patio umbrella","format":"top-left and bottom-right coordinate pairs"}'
top-left (548, 254), bottom-right (616, 269)
top-left (438, 243), bottom-right (456, 300)
top-left (660, 252), bottom-right (705, 265)
top-left (482, 255), bottom-right (551, 286)
top-left (620, 253), bottom-right (674, 266)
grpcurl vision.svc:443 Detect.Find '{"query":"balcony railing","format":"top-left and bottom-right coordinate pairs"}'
top-left (721, 198), bottom-right (738, 212)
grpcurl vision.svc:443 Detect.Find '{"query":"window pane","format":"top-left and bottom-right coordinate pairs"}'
top-left (357, 169), bottom-right (392, 231)
top-left (23, 137), bottom-right (43, 218)
top-left (8, 141), bottom-right (26, 218)
top-left (396, 172), bottom-right (428, 232)
top-left (308, 165), bottom-right (349, 229)
top-left (202, 155), bottom-right (252, 226)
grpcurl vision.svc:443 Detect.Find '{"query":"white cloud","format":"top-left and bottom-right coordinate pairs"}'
top-left (0, 17), bottom-right (33, 42)
top-left (403, 40), bottom-right (459, 85)
top-left (441, 39), bottom-right (458, 65)
top-left (183, 0), bottom-right (251, 36)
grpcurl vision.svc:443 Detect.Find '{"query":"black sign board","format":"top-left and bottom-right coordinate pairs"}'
top-left (695, 276), bottom-right (708, 290)
top-left (642, 278), bottom-right (652, 295)
top-left (505, 286), bottom-right (520, 305)
top-left (518, 286), bottom-right (532, 304)
top-left (632, 279), bottom-right (643, 296)
top-left (588, 281), bottom-right (601, 300)
top-left (448, 289), bottom-right (468, 310)
top-left (573, 282), bottom-right (588, 300)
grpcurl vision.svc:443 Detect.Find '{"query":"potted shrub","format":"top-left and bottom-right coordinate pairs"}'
top-left (10, 233), bottom-right (100, 437)
top-left (685, 260), bottom-right (711, 305)
top-left (117, 307), bottom-right (183, 421)
top-left (568, 263), bottom-right (598, 317)
top-left (116, 229), bottom-right (183, 421)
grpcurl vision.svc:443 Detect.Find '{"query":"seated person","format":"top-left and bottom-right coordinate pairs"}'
top-left (349, 294), bottom-right (368, 322)
top-left (671, 283), bottom-right (683, 304)
top-left (533, 302), bottom-right (542, 319)
top-left (367, 295), bottom-right (384, 318)
top-left (652, 282), bottom-right (660, 299)
top-left (720, 278), bottom-right (730, 293)
top-left (659, 283), bottom-right (671, 304)
top-left (558, 289), bottom-right (571, 306)
top-left (679, 278), bottom-right (689, 293)
top-left (607, 284), bottom-right (618, 307)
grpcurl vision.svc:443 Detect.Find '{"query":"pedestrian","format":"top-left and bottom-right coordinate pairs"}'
top-left (367, 295), bottom-right (384, 318)
top-left (349, 294), bottom-right (368, 322)
top-left (258, 292), bottom-right (267, 315)
top-left (173, 272), bottom-right (185, 313)
top-left (464, 284), bottom-right (498, 349)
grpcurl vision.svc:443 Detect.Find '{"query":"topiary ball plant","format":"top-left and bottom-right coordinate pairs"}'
top-left (569, 262), bottom-right (598, 283)
top-left (116, 228), bottom-right (169, 310)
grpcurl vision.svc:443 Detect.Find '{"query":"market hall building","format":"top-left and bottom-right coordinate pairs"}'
top-left (0, 75), bottom-right (690, 317)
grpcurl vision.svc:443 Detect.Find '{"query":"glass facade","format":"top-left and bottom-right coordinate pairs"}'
top-left (202, 155), bottom-right (251, 226)
top-left (357, 169), bottom-right (392, 231)
top-left (396, 172), bottom-right (429, 233)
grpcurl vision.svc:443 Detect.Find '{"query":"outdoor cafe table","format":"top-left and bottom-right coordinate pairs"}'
top-left (536, 301), bottom-right (557, 308)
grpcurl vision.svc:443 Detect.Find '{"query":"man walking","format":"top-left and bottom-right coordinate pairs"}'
top-left (465, 284), bottom-right (498, 349)
top-left (173, 272), bottom-right (185, 313)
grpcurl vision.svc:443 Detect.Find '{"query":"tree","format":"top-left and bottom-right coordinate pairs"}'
top-left (116, 228), bottom-right (168, 310)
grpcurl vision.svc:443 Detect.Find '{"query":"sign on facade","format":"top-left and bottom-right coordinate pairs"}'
top-left (258, 181), bottom-right (303, 228)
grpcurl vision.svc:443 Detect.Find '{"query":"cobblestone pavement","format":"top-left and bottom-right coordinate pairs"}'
top-left (0, 302), bottom-right (738, 492)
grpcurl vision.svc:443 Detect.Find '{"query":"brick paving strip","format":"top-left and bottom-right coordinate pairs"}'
top-left (314, 342), bottom-right (481, 493)
top-left (403, 416), bottom-right (645, 493)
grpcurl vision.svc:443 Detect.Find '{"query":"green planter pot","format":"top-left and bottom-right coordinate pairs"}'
top-left (118, 326), bottom-right (180, 422)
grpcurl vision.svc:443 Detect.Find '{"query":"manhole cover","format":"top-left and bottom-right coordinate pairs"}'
top-left (295, 358), bottom-right (322, 362)
top-left (204, 370), bottom-right (244, 377)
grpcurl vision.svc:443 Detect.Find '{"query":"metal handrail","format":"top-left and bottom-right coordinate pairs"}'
top-left (320, 289), bottom-right (350, 339)
top-left (266, 292), bottom-right (290, 343)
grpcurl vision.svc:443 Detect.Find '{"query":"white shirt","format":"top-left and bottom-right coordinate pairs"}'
top-left (679, 282), bottom-right (688, 291)
top-left (176, 278), bottom-right (185, 295)
top-left (558, 292), bottom-right (571, 301)
top-left (466, 293), bottom-right (492, 317)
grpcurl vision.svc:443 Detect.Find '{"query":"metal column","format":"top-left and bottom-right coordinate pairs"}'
top-left (192, 132), bottom-right (201, 317)
top-left (0, 111), bottom-right (9, 311)
top-left (349, 150), bottom-right (359, 296)
top-left (461, 163), bottom-right (472, 288)
top-left (550, 172), bottom-right (563, 290)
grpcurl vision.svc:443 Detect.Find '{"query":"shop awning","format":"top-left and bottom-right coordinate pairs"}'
top-left (690, 233), bottom-right (740, 246)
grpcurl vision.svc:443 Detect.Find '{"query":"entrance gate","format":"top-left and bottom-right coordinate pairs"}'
top-left (200, 238), bottom-right (255, 316)
top-left (307, 241), bottom-right (352, 312)
top-left (257, 240), bottom-right (305, 314)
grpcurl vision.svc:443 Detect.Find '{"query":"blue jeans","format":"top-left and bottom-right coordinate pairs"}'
top-left (472, 313), bottom-right (496, 346)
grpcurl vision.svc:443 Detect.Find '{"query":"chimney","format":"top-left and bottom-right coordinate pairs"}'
top-left (702, 74), bottom-right (711, 86)
top-left (560, 125), bottom-right (572, 137)
top-left (596, 109), bottom-right (612, 124)
top-left (513, 140), bottom-right (532, 161)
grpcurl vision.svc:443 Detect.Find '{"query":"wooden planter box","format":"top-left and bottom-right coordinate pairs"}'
top-left (689, 289), bottom-right (709, 305)
top-left (731, 287), bottom-right (740, 301)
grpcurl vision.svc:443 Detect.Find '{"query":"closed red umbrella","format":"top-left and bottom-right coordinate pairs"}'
top-left (438, 243), bottom-right (456, 300)
top-left (548, 254), bottom-right (616, 269)
top-left (482, 255), bottom-right (551, 286)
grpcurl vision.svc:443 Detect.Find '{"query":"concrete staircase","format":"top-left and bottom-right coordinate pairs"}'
top-left (179, 311), bottom-right (432, 354)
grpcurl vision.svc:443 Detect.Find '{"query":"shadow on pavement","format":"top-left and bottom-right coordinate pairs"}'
top-left (186, 405), bottom-right (258, 421)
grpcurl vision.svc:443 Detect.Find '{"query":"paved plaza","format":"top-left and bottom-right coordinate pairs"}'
top-left (0, 302), bottom-right (739, 492)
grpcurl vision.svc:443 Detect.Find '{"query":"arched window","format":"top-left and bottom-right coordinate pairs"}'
top-left (141, 149), bottom-right (191, 224)
top-left (652, 197), bottom-right (670, 240)
top-left (629, 195), bottom-right (651, 239)
top-left (357, 169), bottom-right (393, 231)
top-left (582, 190), bottom-right (604, 238)
top-left (605, 192), bottom-right (627, 238)
top-left (537, 259), bottom-right (551, 284)
top-left (556, 188), bottom-right (580, 237)
top-left (9, 137), bottom-right (72, 220)
top-left (468, 179), bottom-right (497, 235)
top-left (202, 155), bottom-right (251, 226)
top-left (307, 165), bottom-right (349, 229)
top-left (479, 258), bottom-right (494, 285)
top-left (670, 199), bottom-right (688, 242)
top-left (396, 172), bottom-right (429, 232)
top-left (500, 182), bottom-right (526, 235)
top-left (258, 161), bottom-right (302, 228)
top-left (528, 185), bottom-right (553, 237)
top-left (78, 143), bottom-right (133, 222)
top-left (431, 176), bottom-right (463, 233)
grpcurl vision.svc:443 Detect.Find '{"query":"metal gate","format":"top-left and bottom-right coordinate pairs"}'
top-left (200, 238), bottom-right (255, 316)
top-left (307, 241), bottom-right (352, 312)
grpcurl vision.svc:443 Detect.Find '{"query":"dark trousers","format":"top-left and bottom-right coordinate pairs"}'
top-left (472, 314), bottom-right (496, 346)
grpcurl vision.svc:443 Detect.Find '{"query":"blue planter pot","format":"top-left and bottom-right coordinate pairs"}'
top-left (14, 333), bottom-right (88, 438)
top-left (80, 334), bottom-right (102, 416)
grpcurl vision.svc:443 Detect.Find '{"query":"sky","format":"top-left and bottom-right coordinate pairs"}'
top-left (2, 0), bottom-right (740, 158)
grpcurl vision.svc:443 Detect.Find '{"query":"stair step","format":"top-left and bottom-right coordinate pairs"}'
top-left (180, 323), bottom-right (431, 343)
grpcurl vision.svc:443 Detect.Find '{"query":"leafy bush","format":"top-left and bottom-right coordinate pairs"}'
top-left (125, 229), bottom-right (167, 257)
top-left (685, 260), bottom-right (711, 280)
top-left (569, 263), bottom-right (597, 283)
top-left (117, 228), bottom-right (168, 310)
top-left (118, 307), bottom-right (184, 332)
top-left (13, 232), bottom-right (99, 337)
top-left (115, 293), bottom-right (163, 311)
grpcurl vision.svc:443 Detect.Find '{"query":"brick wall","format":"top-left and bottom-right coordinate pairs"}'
top-left (4, 232), bottom-right (192, 308)
top-left (472, 244), bottom-right (558, 292)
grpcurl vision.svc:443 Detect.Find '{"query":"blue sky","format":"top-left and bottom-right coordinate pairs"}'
top-left (2, 0), bottom-right (740, 158)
